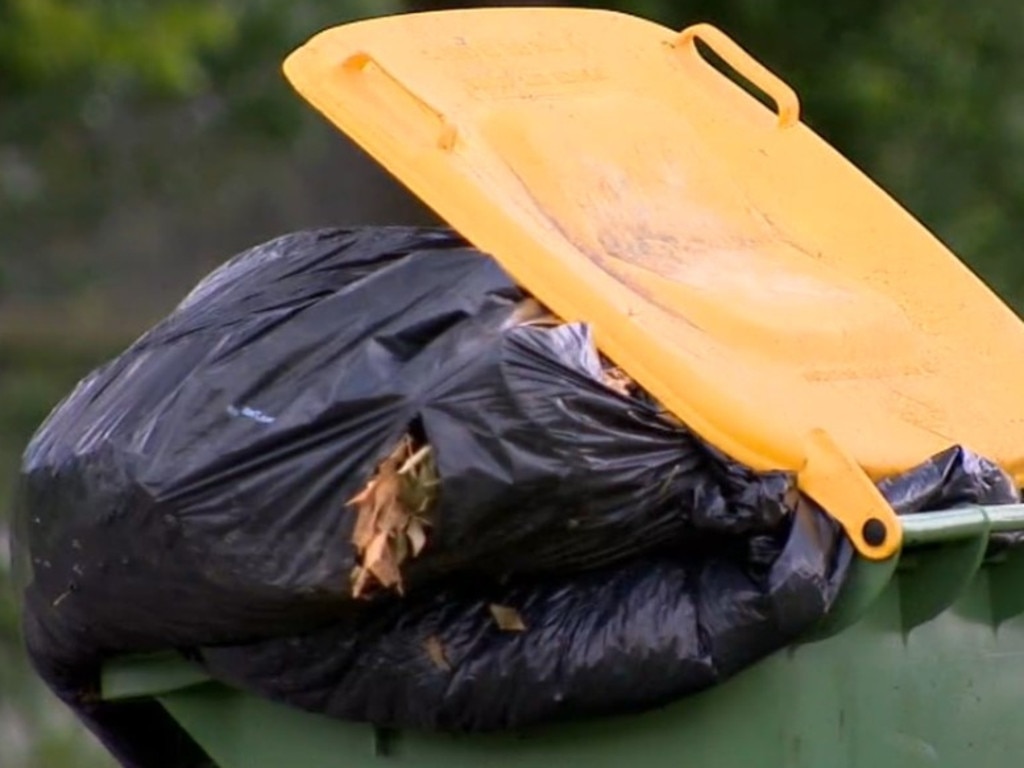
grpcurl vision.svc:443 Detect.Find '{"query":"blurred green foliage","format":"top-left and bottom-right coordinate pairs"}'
top-left (3, 1), bottom-right (1024, 766)
top-left (1, 0), bottom-right (235, 97)
top-left (0, 0), bottom-right (404, 303)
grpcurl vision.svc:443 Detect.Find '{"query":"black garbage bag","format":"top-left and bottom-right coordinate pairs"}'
top-left (198, 498), bottom-right (845, 732)
top-left (878, 445), bottom-right (1018, 514)
top-left (11, 226), bottom-right (1017, 768)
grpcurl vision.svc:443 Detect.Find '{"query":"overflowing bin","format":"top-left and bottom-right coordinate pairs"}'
top-left (16, 8), bottom-right (1024, 768)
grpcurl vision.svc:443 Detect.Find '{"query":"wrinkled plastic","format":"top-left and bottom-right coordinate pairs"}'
top-left (878, 445), bottom-right (1018, 514)
top-left (199, 500), bottom-right (846, 732)
top-left (11, 226), bottom-right (1018, 768)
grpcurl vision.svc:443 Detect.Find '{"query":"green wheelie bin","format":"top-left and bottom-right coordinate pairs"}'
top-left (59, 7), bottom-right (1024, 767)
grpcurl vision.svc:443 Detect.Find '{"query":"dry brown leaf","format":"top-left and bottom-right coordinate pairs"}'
top-left (399, 448), bottom-right (438, 514)
top-left (392, 530), bottom-right (410, 565)
top-left (509, 298), bottom-right (560, 328)
top-left (350, 566), bottom-right (372, 598)
top-left (407, 519), bottom-right (428, 556)
top-left (399, 444), bottom-right (432, 474)
top-left (348, 434), bottom-right (443, 597)
top-left (349, 481), bottom-right (383, 550)
top-left (423, 635), bottom-right (452, 671)
top-left (489, 604), bottom-right (527, 632)
top-left (376, 490), bottom-right (409, 535)
top-left (363, 531), bottom-right (401, 590)
top-left (349, 443), bottom-right (407, 549)
top-left (602, 366), bottom-right (634, 397)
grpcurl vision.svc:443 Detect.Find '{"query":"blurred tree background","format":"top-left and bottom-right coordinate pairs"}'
top-left (2, 1), bottom-right (1023, 765)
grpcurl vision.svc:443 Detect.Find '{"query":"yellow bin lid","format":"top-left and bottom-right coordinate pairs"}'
top-left (284, 8), bottom-right (1024, 559)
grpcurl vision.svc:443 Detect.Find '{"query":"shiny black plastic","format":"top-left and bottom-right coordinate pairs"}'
top-left (11, 226), bottom-right (1017, 767)
top-left (879, 444), bottom-right (1018, 514)
top-left (199, 499), bottom-right (847, 732)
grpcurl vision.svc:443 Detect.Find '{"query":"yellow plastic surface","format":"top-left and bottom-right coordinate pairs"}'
top-left (284, 8), bottom-right (1024, 559)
